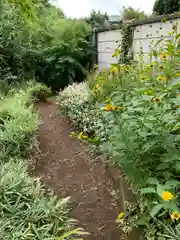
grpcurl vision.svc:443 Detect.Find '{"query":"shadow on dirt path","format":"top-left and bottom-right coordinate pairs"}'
top-left (29, 101), bottom-right (122, 240)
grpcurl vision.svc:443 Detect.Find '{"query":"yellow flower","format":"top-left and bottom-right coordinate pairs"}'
top-left (168, 32), bottom-right (173, 36)
top-left (112, 106), bottom-right (123, 111)
top-left (104, 98), bottom-right (111, 103)
top-left (140, 75), bottom-right (150, 81)
top-left (77, 132), bottom-right (88, 140)
top-left (120, 66), bottom-right (125, 71)
top-left (171, 212), bottom-right (180, 220)
top-left (161, 191), bottom-right (174, 201)
top-left (145, 90), bottom-right (153, 95)
top-left (82, 135), bottom-right (88, 139)
top-left (69, 131), bottom-right (75, 137)
top-left (146, 62), bottom-right (156, 69)
top-left (110, 66), bottom-right (118, 73)
top-left (156, 75), bottom-right (166, 81)
top-left (112, 48), bottom-right (120, 57)
top-left (98, 76), bottom-right (105, 83)
top-left (112, 52), bottom-right (118, 57)
top-left (175, 73), bottom-right (180, 77)
top-left (117, 212), bottom-right (124, 220)
top-left (141, 75), bottom-right (146, 80)
top-left (161, 17), bottom-right (167, 22)
top-left (158, 65), bottom-right (164, 71)
top-left (78, 132), bottom-right (84, 139)
top-left (103, 104), bottom-right (112, 111)
top-left (124, 67), bottom-right (129, 72)
top-left (151, 97), bottom-right (161, 103)
top-left (159, 53), bottom-right (168, 60)
top-left (94, 84), bottom-right (100, 90)
top-left (98, 76), bottom-right (103, 81)
top-left (92, 90), bottom-right (97, 96)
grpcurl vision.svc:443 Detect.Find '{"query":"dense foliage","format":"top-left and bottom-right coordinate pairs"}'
top-left (120, 6), bottom-right (148, 21)
top-left (57, 20), bottom-right (180, 239)
top-left (0, 83), bottom-right (87, 239)
top-left (85, 10), bottom-right (109, 28)
top-left (153, 0), bottom-right (180, 15)
top-left (0, 0), bottom-right (92, 92)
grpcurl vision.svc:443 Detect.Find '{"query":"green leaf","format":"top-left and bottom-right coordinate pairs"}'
top-left (169, 201), bottom-right (179, 212)
top-left (56, 228), bottom-right (89, 240)
top-left (137, 216), bottom-right (149, 226)
top-left (156, 184), bottom-right (164, 198)
top-left (140, 187), bottom-right (156, 194)
top-left (175, 161), bottom-right (180, 171)
top-left (164, 180), bottom-right (180, 189)
top-left (157, 163), bottom-right (169, 170)
top-left (150, 204), bottom-right (164, 217)
top-left (146, 178), bottom-right (159, 185)
top-left (176, 33), bottom-right (180, 39)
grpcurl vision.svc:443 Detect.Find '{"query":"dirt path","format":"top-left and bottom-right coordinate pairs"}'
top-left (30, 101), bottom-right (122, 240)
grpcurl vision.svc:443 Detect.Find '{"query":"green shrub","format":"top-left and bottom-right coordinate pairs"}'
top-left (57, 83), bottom-right (112, 143)
top-left (27, 82), bottom-right (52, 102)
top-left (60, 21), bottom-right (180, 238)
top-left (58, 82), bottom-right (89, 102)
top-left (0, 159), bottom-right (70, 239)
top-left (0, 158), bottom-right (88, 239)
top-left (0, 1), bottom-right (92, 92)
top-left (101, 23), bottom-right (180, 238)
top-left (0, 90), bottom-right (39, 162)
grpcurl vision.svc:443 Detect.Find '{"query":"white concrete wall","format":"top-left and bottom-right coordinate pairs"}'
top-left (133, 19), bottom-right (180, 62)
top-left (97, 30), bottom-right (122, 70)
top-left (97, 18), bottom-right (180, 67)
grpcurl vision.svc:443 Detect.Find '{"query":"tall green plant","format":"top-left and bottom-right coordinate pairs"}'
top-left (0, 0), bottom-right (92, 92)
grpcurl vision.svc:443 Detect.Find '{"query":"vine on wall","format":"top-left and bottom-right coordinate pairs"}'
top-left (119, 23), bottom-right (134, 63)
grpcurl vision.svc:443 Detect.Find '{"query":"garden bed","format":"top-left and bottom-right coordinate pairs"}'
top-left (57, 23), bottom-right (180, 239)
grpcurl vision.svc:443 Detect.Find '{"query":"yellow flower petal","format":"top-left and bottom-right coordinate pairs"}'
top-left (103, 104), bottom-right (112, 111)
top-left (162, 191), bottom-right (174, 201)
top-left (82, 135), bottom-right (88, 139)
top-left (69, 131), bottom-right (75, 137)
top-left (112, 106), bottom-right (123, 111)
top-left (78, 132), bottom-right (84, 139)
top-left (104, 98), bottom-right (111, 103)
top-left (171, 212), bottom-right (180, 220)
top-left (117, 212), bottom-right (124, 219)
top-left (156, 75), bottom-right (166, 81)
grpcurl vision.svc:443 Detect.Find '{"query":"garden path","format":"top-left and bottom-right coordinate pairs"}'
top-left (30, 101), bottom-right (122, 240)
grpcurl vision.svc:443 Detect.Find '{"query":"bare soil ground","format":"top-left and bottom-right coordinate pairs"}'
top-left (29, 101), bottom-right (122, 240)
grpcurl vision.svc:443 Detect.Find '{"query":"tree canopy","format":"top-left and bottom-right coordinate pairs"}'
top-left (153, 0), bottom-right (180, 15)
top-left (85, 10), bottom-right (109, 28)
top-left (120, 6), bottom-right (148, 21)
top-left (0, 0), bottom-right (92, 92)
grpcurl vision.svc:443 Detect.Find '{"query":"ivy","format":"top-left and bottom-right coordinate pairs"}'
top-left (119, 23), bottom-right (134, 63)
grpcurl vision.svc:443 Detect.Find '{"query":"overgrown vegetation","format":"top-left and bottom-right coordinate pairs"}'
top-left (0, 0), bottom-right (92, 92)
top-left (85, 10), bottom-right (109, 28)
top-left (57, 20), bottom-right (180, 239)
top-left (120, 6), bottom-right (148, 21)
top-left (0, 83), bottom-right (88, 239)
top-left (153, 0), bottom-right (180, 15)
